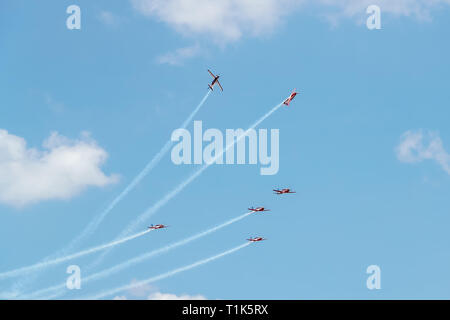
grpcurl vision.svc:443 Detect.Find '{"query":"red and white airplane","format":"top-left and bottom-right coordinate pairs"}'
top-left (273, 188), bottom-right (296, 195)
top-left (248, 207), bottom-right (270, 213)
top-left (207, 69), bottom-right (223, 91)
top-left (283, 89), bottom-right (298, 106)
top-left (148, 224), bottom-right (169, 230)
top-left (247, 237), bottom-right (266, 242)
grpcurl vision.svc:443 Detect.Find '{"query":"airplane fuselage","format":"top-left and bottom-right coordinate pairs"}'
top-left (248, 237), bottom-right (265, 242)
top-left (249, 207), bottom-right (268, 212)
top-left (210, 76), bottom-right (219, 87)
top-left (149, 224), bottom-right (166, 229)
top-left (283, 91), bottom-right (298, 106)
top-left (274, 188), bottom-right (296, 194)
top-left (207, 70), bottom-right (223, 91)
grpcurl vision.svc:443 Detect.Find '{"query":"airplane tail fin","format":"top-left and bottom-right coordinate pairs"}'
top-left (208, 85), bottom-right (213, 91)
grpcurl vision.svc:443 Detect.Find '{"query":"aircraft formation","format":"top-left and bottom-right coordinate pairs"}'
top-left (149, 185), bottom-right (295, 242)
top-left (149, 69), bottom-right (299, 244)
top-left (0, 68), bottom-right (300, 301)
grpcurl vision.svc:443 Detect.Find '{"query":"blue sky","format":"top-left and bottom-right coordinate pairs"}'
top-left (1, 0), bottom-right (450, 299)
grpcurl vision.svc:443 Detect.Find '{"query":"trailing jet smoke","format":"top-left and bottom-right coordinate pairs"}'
top-left (87, 242), bottom-right (251, 300)
top-left (91, 100), bottom-right (284, 266)
top-left (7, 90), bottom-right (211, 296)
top-left (66, 90), bottom-right (212, 250)
top-left (22, 211), bottom-right (252, 299)
top-left (0, 229), bottom-right (152, 281)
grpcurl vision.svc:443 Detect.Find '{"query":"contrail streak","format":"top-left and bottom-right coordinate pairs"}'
top-left (22, 211), bottom-right (252, 299)
top-left (86, 242), bottom-right (251, 300)
top-left (0, 229), bottom-right (152, 281)
top-left (66, 90), bottom-right (212, 250)
top-left (125, 101), bottom-right (283, 234)
top-left (5, 90), bottom-right (211, 296)
top-left (92, 100), bottom-right (284, 266)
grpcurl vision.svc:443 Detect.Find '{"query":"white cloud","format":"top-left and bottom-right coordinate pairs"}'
top-left (131, 0), bottom-right (299, 43)
top-left (313, 0), bottom-right (450, 23)
top-left (148, 292), bottom-right (206, 300)
top-left (396, 130), bottom-right (450, 174)
top-left (0, 130), bottom-right (118, 207)
top-left (98, 11), bottom-right (119, 26)
top-left (112, 292), bottom-right (205, 300)
top-left (131, 0), bottom-right (450, 42)
top-left (156, 44), bottom-right (202, 66)
top-left (114, 281), bottom-right (206, 300)
top-left (127, 279), bottom-right (153, 297)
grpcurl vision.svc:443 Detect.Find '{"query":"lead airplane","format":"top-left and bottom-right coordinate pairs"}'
top-left (248, 207), bottom-right (270, 213)
top-left (283, 89), bottom-right (298, 106)
top-left (247, 237), bottom-right (266, 242)
top-left (148, 224), bottom-right (169, 230)
top-left (207, 69), bottom-right (223, 91)
top-left (273, 188), bottom-right (296, 195)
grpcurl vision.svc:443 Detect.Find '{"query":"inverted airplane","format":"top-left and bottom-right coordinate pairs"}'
top-left (283, 89), bottom-right (298, 106)
top-left (248, 207), bottom-right (270, 213)
top-left (273, 188), bottom-right (296, 195)
top-left (148, 224), bottom-right (169, 230)
top-left (247, 237), bottom-right (266, 242)
top-left (207, 69), bottom-right (223, 91)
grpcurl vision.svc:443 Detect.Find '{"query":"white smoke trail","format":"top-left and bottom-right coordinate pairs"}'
top-left (66, 90), bottom-right (212, 250)
top-left (124, 101), bottom-right (283, 234)
top-left (86, 242), bottom-right (251, 300)
top-left (0, 229), bottom-right (152, 281)
top-left (91, 101), bottom-right (284, 266)
top-left (5, 90), bottom-right (211, 295)
top-left (22, 211), bottom-right (252, 300)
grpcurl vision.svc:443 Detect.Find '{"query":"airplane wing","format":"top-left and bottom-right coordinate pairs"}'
top-left (217, 80), bottom-right (223, 91)
top-left (208, 69), bottom-right (215, 78)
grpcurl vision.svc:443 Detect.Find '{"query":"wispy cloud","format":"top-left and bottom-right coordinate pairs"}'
top-left (130, 0), bottom-right (450, 44)
top-left (148, 292), bottom-right (206, 300)
top-left (127, 279), bottom-right (153, 297)
top-left (44, 93), bottom-right (65, 113)
top-left (396, 130), bottom-right (450, 175)
top-left (112, 292), bottom-right (206, 300)
top-left (98, 11), bottom-right (120, 27)
top-left (0, 130), bottom-right (118, 207)
top-left (132, 0), bottom-right (299, 43)
top-left (156, 44), bottom-right (202, 66)
top-left (113, 282), bottom-right (206, 300)
top-left (314, 0), bottom-right (450, 20)
top-left (131, 0), bottom-right (450, 43)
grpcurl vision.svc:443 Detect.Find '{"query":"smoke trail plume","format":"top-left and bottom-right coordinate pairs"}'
top-left (6, 90), bottom-right (211, 295)
top-left (22, 212), bottom-right (252, 299)
top-left (0, 229), bottom-right (152, 281)
top-left (68, 90), bottom-right (212, 249)
top-left (92, 101), bottom-right (283, 266)
top-left (87, 242), bottom-right (251, 300)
